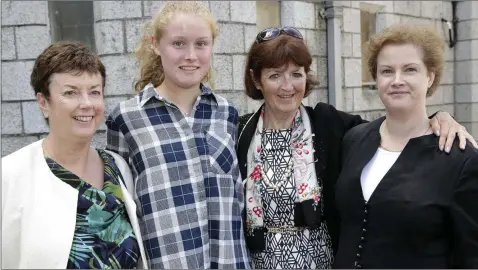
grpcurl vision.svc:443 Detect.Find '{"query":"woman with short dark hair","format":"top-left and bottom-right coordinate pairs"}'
top-left (2, 41), bottom-right (147, 269)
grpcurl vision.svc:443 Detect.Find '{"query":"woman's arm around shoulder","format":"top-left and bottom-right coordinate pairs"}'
top-left (313, 102), bottom-right (367, 135)
top-left (451, 150), bottom-right (478, 268)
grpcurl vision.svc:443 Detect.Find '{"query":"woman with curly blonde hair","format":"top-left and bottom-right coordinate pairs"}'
top-left (106, 2), bottom-right (250, 269)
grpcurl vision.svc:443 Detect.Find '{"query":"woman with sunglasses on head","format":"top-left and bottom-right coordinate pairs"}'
top-left (237, 27), bottom-right (477, 269)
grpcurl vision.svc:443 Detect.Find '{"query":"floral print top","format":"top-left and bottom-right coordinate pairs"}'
top-left (46, 149), bottom-right (139, 269)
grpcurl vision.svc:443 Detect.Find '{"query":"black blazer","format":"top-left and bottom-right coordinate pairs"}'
top-left (333, 117), bottom-right (478, 269)
top-left (237, 103), bottom-right (365, 254)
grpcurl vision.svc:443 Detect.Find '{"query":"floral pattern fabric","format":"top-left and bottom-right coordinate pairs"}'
top-left (244, 105), bottom-right (322, 232)
top-left (247, 126), bottom-right (332, 269)
top-left (46, 149), bottom-right (139, 269)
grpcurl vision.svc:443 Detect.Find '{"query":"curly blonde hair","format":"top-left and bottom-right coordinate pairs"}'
top-left (366, 24), bottom-right (445, 97)
top-left (134, 1), bottom-right (218, 92)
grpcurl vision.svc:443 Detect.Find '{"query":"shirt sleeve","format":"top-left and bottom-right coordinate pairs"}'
top-left (105, 109), bottom-right (130, 163)
top-left (451, 153), bottom-right (478, 268)
top-left (228, 105), bottom-right (239, 144)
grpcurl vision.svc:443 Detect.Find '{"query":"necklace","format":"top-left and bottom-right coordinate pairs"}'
top-left (379, 120), bottom-right (431, 152)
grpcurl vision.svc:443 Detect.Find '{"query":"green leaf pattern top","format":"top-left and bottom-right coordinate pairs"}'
top-left (46, 149), bottom-right (139, 269)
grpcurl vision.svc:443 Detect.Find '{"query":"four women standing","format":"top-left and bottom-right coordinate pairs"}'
top-left (2, 1), bottom-right (477, 269)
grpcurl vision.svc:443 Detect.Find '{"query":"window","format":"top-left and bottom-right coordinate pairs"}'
top-left (48, 1), bottom-right (96, 52)
top-left (360, 9), bottom-right (376, 86)
top-left (256, 1), bottom-right (281, 33)
top-left (360, 2), bottom-right (386, 88)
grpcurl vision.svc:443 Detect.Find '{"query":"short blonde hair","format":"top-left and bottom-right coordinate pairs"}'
top-left (134, 1), bottom-right (217, 92)
top-left (366, 24), bottom-right (445, 97)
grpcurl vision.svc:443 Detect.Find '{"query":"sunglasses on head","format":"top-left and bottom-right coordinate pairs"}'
top-left (255, 27), bottom-right (304, 44)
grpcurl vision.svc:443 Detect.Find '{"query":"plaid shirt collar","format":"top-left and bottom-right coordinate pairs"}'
top-left (138, 82), bottom-right (217, 107)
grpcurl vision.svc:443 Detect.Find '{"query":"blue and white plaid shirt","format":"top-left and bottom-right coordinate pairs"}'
top-left (106, 83), bottom-right (251, 269)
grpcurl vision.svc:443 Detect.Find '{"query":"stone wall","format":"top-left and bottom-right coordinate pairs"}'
top-left (1, 0), bottom-right (476, 156)
top-left (279, 1), bottom-right (329, 109)
top-left (454, 0), bottom-right (478, 138)
top-left (1, 1), bottom-right (52, 156)
top-left (338, 1), bottom-right (456, 121)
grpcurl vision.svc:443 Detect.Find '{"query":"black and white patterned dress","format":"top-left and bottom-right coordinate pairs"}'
top-left (251, 129), bottom-right (333, 269)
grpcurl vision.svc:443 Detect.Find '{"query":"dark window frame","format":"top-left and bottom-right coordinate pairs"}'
top-left (48, 1), bottom-right (96, 52)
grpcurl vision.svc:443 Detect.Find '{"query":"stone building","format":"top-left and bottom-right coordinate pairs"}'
top-left (1, 1), bottom-right (477, 156)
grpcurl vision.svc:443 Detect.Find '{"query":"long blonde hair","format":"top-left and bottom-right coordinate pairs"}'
top-left (134, 1), bottom-right (218, 92)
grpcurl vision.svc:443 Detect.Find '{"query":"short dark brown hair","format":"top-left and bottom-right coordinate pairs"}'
top-left (244, 34), bottom-right (318, 100)
top-left (30, 41), bottom-right (106, 99)
top-left (366, 24), bottom-right (445, 97)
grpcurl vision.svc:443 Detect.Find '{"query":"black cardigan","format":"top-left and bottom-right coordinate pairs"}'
top-left (333, 117), bottom-right (478, 269)
top-left (237, 103), bottom-right (365, 254)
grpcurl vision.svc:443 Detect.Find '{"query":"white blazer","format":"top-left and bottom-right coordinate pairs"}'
top-left (1, 139), bottom-right (148, 269)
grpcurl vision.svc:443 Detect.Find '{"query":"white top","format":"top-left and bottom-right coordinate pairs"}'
top-left (1, 139), bottom-right (148, 269)
top-left (360, 147), bottom-right (401, 201)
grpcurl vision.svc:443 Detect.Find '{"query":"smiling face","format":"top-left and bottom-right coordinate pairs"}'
top-left (37, 72), bottom-right (105, 141)
top-left (154, 12), bottom-right (213, 90)
top-left (253, 62), bottom-right (307, 118)
top-left (376, 43), bottom-right (435, 113)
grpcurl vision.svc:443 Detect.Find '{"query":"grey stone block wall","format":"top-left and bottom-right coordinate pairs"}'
top-left (454, 0), bottom-right (478, 138)
top-left (209, 1), bottom-right (251, 113)
top-left (1, 0), bottom-right (476, 157)
top-left (281, 1), bottom-right (329, 108)
top-left (1, 1), bottom-right (51, 156)
top-left (94, 21), bottom-right (125, 55)
top-left (340, 0), bottom-right (458, 121)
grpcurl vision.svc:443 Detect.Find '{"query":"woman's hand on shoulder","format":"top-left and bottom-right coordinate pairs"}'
top-left (430, 111), bottom-right (478, 152)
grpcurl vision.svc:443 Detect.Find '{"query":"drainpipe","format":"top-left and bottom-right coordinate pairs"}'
top-left (325, 1), bottom-right (343, 110)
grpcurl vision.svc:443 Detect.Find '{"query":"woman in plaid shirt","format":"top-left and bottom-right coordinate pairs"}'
top-left (106, 2), bottom-right (250, 269)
